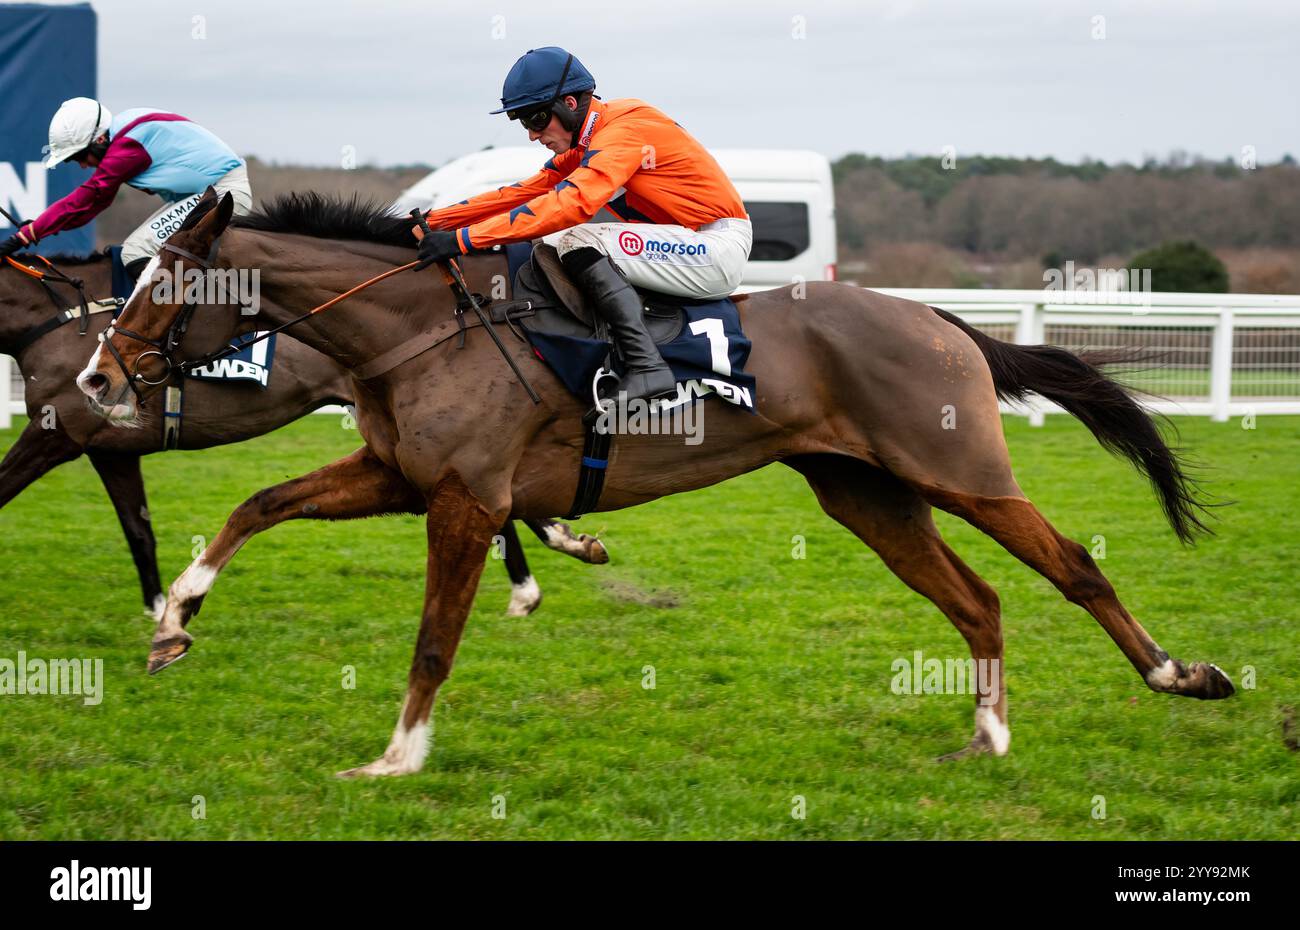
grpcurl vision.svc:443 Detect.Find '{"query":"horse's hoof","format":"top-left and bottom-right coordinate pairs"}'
top-left (581, 535), bottom-right (610, 564)
top-left (335, 758), bottom-right (419, 779)
top-left (148, 632), bottom-right (193, 675)
top-left (545, 523), bottom-right (609, 564)
top-left (1185, 662), bottom-right (1235, 700)
top-left (506, 577), bottom-right (542, 617)
top-left (1148, 658), bottom-right (1236, 700)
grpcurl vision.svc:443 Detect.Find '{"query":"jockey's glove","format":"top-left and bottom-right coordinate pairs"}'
top-left (415, 230), bottom-right (462, 271)
top-left (0, 234), bottom-right (25, 262)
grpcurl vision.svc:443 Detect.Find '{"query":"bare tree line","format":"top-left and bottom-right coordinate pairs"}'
top-left (87, 152), bottom-right (1299, 292)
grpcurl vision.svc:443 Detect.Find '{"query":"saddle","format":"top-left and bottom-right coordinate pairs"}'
top-left (353, 240), bottom-right (755, 520)
top-left (504, 242), bottom-right (686, 344)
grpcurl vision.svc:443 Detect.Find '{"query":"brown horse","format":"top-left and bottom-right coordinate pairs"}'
top-left (76, 192), bottom-right (1234, 777)
top-left (0, 248), bottom-right (603, 619)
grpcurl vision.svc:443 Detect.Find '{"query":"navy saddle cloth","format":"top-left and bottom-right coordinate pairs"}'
top-left (504, 242), bottom-right (757, 413)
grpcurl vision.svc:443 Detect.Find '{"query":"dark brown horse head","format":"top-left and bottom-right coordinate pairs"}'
top-left (76, 189), bottom-right (244, 423)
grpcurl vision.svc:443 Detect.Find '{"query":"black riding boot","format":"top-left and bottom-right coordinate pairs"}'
top-left (573, 255), bottom-right (676, 403)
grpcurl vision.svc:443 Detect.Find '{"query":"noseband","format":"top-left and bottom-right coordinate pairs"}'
top-left (99, 242), bottom-right (217, 397)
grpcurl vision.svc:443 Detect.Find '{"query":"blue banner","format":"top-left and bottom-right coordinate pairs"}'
top-left (0, 3), bottom-right (98, 257)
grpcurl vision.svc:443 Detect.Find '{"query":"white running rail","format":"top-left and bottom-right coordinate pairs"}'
top-left (6, 288), bottom-right (1300, 428)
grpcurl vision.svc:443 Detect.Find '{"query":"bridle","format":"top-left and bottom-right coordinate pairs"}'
top-left (99, 236), bottom-right (425, 399)
top-left (98, 241), bottom-right (218, 398)
top-left (97, 212), bottom-right (540, 409)
top-left (0, 203), bottom-right (97, 353)
top-left (4, 253), bottom-right (97, 350)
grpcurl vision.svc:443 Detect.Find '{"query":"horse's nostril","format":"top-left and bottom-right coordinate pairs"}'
top-left (78, 371), bottom-right (109, 400)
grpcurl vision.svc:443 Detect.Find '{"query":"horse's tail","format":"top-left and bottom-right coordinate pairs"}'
top-left (930, 306), bottom-right (1213, 544)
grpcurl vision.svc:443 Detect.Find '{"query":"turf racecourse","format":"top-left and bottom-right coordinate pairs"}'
top-left (0, 411), bottom-right (1295, 840)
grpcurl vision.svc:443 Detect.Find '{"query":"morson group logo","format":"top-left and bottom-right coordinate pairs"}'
top-left (647, 240), bottom-right (708, 257)
top-left (578, 110), bottom-right (601, 148)
top-left (618, 230), bottom-right (644, 255)
top-left (617, 230), bottom-right (710, 261)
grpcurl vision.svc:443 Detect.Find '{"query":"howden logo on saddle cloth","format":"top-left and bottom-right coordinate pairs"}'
top-left (186, 330), bottom-right (277, 388)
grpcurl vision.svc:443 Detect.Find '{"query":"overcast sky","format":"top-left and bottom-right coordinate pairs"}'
top-left (52, 0), bottom-right (1300, 167)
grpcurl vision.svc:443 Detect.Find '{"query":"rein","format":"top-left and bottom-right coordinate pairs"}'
top-left (174, 248), bottom-right (422, 377)
top-left (100, 240), bottom-right (416, 396)
top-left (3, 254), bottom-right (98, 350)
top-left (1, 203), bottom-right (99, 350)
top-left (104, 231), bottom-right (542, 404)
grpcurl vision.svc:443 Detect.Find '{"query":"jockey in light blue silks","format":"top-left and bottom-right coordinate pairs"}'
top-left (0, 97), bottom-right (252, 287)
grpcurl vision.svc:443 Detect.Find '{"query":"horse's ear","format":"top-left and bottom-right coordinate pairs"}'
top-left (190, 192), bottom-right (236, 247)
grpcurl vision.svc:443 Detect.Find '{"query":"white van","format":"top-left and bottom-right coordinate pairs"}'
top-left (392, 147), bottom-right (837, 291)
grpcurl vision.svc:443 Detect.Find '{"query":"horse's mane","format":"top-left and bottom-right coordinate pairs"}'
top-left (232, 192), bottom-right (417, 248)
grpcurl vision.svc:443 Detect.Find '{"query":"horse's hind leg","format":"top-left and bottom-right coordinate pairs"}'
top-left (338, 474), bottom-right (502, 778)
top-left (924, 486), bottom-right (1234, 700)
top-left (498, 519), bottom-right (609, 617)
top-left (788, 454), bottom-right (1010, 759)
top-left (524, 517), bottom-right (609, 564)
top-left (149, 446), bottom-right (425, 673)
top-left (88, 451), bottom-right (163, 619)
top-left (499, 521), bottom-right (542, 617)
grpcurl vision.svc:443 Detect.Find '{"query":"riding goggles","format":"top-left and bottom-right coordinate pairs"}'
top-left (510, 104), bottom-right (557, 132)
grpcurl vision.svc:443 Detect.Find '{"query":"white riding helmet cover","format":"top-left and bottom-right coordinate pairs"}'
top-left (43, 97), bottom-right (113, 169)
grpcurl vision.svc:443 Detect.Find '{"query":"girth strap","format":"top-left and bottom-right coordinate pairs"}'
top-left (566, 408), bottom-right (613, 519)
top-left (162, 384), bottom-right (183, 450)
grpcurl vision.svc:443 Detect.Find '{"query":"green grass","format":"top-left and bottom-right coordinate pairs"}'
top-left (0, 412), bottom-right (1297, 839)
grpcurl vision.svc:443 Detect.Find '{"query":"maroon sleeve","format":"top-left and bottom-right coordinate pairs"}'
top-left (27, 138), bottom-right (152, 242)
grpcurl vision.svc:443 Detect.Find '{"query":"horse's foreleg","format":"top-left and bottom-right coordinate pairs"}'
top-left (338, 474), bottom-right (501, 778)
top-left (524, 517), bottom-right (609, 564)
top-left (149, 446), bottom-right (424, 673)
top-left (0, 417), bottom-right (84, 508)
top-left (88, 451), bottom-right (163, 619)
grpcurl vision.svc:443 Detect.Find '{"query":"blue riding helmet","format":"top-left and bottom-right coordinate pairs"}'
top-left (489, 47), bottom-right (596, 116)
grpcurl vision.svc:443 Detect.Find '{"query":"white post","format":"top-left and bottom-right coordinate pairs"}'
top-left (1016, 302), bottom-right (1046, 426)
top-left (0, 355), bottom-right (11, 430)
top-left (1209, 307), bottom-right (1233, 423)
